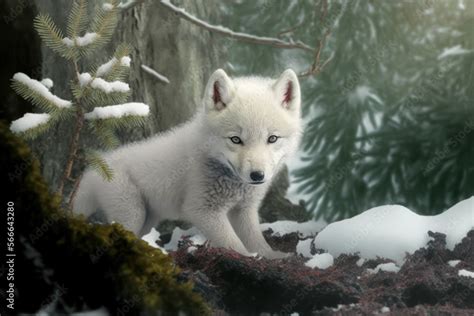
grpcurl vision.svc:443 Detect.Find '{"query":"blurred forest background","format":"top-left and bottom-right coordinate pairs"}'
top-left (1, 0), bottom-right (473, 222)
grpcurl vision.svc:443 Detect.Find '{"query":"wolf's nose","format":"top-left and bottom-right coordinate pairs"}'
top-left (250, 171), bottom-right (265, 182)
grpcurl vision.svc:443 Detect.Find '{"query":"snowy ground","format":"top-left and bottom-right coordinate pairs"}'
top-left (141, 196), bottom-right (474, 313)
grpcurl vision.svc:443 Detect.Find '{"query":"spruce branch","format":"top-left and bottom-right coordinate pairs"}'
top-left (88, 121), bottom-right (120, 149)
top-left (84, 149), bottom-right (114, 181)
top-left (89, 0), bottom-right (120, 50)
top-left (34, 13), bottom-right (75, 60)
top-left (11, 77), bottom-right (73, 120)
top-left (67, 0), bottom-right (89, 38)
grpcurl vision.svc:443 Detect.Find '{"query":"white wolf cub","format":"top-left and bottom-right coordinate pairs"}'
top-left (74, 69), bottom-right (302, 258)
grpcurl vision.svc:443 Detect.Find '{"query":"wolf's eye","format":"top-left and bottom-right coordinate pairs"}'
top-left (230, 136), bottom-right (242, 144)
top-left (267, 135), bottom-right (279, 144)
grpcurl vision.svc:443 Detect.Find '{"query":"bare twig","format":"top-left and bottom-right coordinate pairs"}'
top-left (122, 0), bottom-right (314, 52)
top-left (299, 0), bottom-right (333, 78)
top-left (124, 0), bottom-right (334, 78)
top-left (277, 21), bottom-right (304, 38)
top-left (141, 64), bottom-right (170, 84)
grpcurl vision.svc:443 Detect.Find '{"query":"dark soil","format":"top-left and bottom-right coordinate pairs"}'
top-left (171, 230), bottom-right (474, 315)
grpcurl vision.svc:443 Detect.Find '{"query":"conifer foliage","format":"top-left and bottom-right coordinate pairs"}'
top-left (10, 0), bottom-right (149, 206)
top-left (222, 0), bottom-right (474, 220)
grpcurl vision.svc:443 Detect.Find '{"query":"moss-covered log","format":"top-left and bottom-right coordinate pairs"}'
top-left (0, 122), bottom-right (209, 315)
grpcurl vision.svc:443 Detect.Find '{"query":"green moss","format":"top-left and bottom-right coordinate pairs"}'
top-left (0, 122), bottom-right (209, 315)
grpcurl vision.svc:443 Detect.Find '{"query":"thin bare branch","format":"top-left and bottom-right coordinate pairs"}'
top-left (122, 0), bottom-right (314, 52)
top-left (299, 0), bottom-right (333, 78)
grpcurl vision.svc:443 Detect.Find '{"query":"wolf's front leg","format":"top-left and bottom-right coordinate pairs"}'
top-left (228, 201), bottom-right (289, 259)
top-left (182, 203), bottom-right (251, 256)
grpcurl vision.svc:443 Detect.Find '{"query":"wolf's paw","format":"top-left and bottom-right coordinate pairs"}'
top-left (263, 250), bottom-right (291, 259)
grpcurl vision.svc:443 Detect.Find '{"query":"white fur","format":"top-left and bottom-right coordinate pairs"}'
top-left (74, 69), bottom-right (302, 258)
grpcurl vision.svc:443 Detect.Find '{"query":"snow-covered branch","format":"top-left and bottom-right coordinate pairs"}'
top-left (78, 73), bottom-right (130, 94)
top-left (122, 0), bottom-right (314, 53)
top-left (62, 32), bottom-right (98, 47)
top-left (84, 103), bottom-right (150, 120)
top-left (97, 56), bottom-right (131, 77)
top-left (10, 113), bottom-right (51, 133)
top-left (12, 73), bottom-right (72, 108)
top-left (141, 65), bottom-right (170, 84)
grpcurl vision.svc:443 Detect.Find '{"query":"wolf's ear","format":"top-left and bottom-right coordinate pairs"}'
top-left (272, 69), bottom-right (301, 112)
top-left (203, 69), bottom-right (235, 112)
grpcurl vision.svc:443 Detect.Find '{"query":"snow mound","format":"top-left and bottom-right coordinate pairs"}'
top-left (448, 260), bottom-right (461, 267)
top-left (305, 253), bottom-right (333, 269)
top-left (260, 220), bottom-right (325, 238)
top-left (367, 262), bottom-right (400, 274)
top-left (10, 113), bottom-right (51, 133)
top-left (458, 269), bottom-right (474, 278)
top-left (314, 197), bottom-right (474, 264)
top-left (296, 238), bottom-right (313, 257)
top-left (84, 103), bottom-right (149, 120)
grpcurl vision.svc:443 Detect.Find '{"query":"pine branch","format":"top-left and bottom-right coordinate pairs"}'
top-left (96, 43), bottom-right (131, 81)
top-left (97, 114), bottom-right (148, 130)
top-left (67, 0), bottom-right (88, 38)
top-left (89, 0), bottom-right (120, 50)
top-left (34, 13), bottom-right (75, 60)
top-left (88, 120), bottom-right (120, 149)
top-left (10, 113), bottom-right (57, 140)
top-left (11, 75), bottom-right (73, 120)
top-left (85, 150), bottom-right (114, 181)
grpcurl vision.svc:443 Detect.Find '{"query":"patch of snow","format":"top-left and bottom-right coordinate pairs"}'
top-left (458, 269), bottom-right (474, 278)
top-left (13, 73), bottom-right (72, 108)
top-left (305, 253), bottom-right (334, 269)
top-left (121, 56), bottom-right (131, 67)
top-left (78, 72), bottom-right (92, 86)
top-left (164, 227), bottom-right (206, 251)
top-left (90, 77), bottom-right (130, 94)
top-left (187, 246), bottom-right (198, 253)
top-left (381, 306), bottom-right (390, 313)
top-left (84, 103), bottom-right (149, 120)
top-left (141, 227), bottom-right (167, 254)
top-left (438, 45), bottom-right (472, 60)
top-left (296, 238), bottom-right (313, 258)
top-left (448, 260), bottom-right (461, 267)
top-left (102, 3), bottom-right (114, 11)
top-left (10, 113), bottom-right (51, 133)
top-left (356, 258), bottom-right (365, 267)
top-left (458, 0), bottom-right (465, 10)
top-left (40, 78), bottom-right (53, 89)
top-left (97, 59), bottom-right (117, 77)
top-left (63, 32), bottom-right (98, 47)
top-left (141, 65), bottom-right (170, 84)
top-left (367, 262), bottom-right (400, 274)
top-left (260, 220), bottom-right (325, 237)
top-left (96, 56), bottom-right (130, 77)
top-left (314, 197), bottom-right (474, 264)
